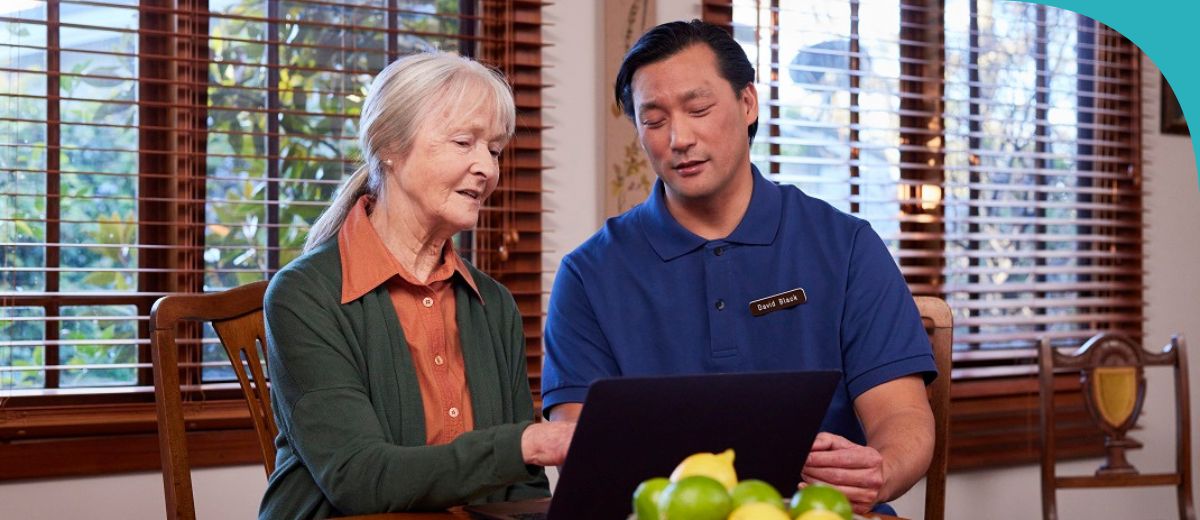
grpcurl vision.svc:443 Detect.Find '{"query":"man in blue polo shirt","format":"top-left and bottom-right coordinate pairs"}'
top-left (543, 20), bottom-right (937, 515)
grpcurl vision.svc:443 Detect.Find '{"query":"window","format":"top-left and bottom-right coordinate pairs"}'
top-left (706, 0), bottom-right (1142, 468)
top-left (1, 0), bottom-right (547, 479)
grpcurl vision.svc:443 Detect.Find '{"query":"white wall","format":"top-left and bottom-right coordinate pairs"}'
top-left (541, 0), bottom-right (603, 316)
top-left (0, 466), bottom-right (263, 519)
top-left (539, 1), bottom-right (604, 492)
top-left (657, 0), bottom-right (700, 22)
top-left (1138, 52), bottom-right (1200, 515)
top-left (4, 3), bottom-right (1197, 519)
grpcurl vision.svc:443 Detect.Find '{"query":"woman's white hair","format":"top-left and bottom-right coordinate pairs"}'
top-left (304, 51), bottom-right (515, 252)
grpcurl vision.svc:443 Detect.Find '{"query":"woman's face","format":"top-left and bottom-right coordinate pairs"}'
top-left (389, 95), bottom-right (507, 236)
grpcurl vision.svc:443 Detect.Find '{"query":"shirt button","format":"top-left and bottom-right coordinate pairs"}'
top-left (448, 407), bottom-right (460, 418)
top-left (422, 297), bottom-right (433, 308)
top-left (714, 247), bottom-right (724, 256)
top-left (715, 299), bottom-right (725, 311)
top-left (434, 355), bottom-right (445, 366)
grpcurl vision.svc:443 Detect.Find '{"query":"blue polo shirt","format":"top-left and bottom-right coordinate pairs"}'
top-left (542, 166), bottom-right (936, 446)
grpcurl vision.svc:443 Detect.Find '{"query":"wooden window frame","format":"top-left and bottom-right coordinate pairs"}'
top-left (0, 0), bottom-right (547, 481)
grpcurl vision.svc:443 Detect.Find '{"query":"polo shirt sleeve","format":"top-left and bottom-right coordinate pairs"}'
top-left (541, 255), bottom-right (620, 417)
top-left (839, 223), bottom-right (938, 399)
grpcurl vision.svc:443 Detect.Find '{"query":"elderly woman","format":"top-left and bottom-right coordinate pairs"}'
top-left (260, 52), bottom-right (573, 519)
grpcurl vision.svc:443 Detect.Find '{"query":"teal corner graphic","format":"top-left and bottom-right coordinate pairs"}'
top-left (1025, 0), bottom-right (1200, 189)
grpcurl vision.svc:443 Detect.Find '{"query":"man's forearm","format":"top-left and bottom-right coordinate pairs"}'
top-left (871, 408), bottom-right (933, 501)
top-left (856, 376), bottom-right (935, 503)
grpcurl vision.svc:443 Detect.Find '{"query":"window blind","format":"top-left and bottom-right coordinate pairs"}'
top-left (705, 0), bottom-right (1142, 469)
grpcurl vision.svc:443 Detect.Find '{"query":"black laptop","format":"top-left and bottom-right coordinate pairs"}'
top-left (465, 370), bottom-right (842, 520)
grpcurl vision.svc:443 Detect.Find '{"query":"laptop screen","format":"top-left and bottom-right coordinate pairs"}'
top-left (546, 370), bottom-right (841, 519)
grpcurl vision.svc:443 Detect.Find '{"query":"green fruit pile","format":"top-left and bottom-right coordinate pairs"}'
top-left (631, 449), bottom-right (853, 520)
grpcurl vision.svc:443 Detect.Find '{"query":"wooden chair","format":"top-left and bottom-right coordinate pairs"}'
top-left (914, 296), bottom-right (953, 520)
top-left (1038, 332), bottom-right (1194, 520)
top-left (151, 280), bottom-right (276, 520)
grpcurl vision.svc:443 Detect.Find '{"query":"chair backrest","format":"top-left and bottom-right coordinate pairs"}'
top-left (914, 296), bottom-right (953, 520)
top-left (1039, 332), bottom-right (1194, 520)
top-left (150, 280), bottom-right (275, 520)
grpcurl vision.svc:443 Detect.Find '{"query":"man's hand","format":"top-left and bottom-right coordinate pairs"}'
top-left (802, 432), bottom-right (885, 514)
top-left (802, 375), bottom-right (933, 514)
top-left (520, 421), bottom-right (576, 466)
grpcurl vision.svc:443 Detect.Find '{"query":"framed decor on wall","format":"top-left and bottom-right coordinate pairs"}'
top-left (1161, 74), bottom-right (1190, 135)
top-left (604, 0), bottom-right (655, 216)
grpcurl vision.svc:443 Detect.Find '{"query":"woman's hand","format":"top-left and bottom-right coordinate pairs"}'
top-left (520, 421), bottom-right (576, 466)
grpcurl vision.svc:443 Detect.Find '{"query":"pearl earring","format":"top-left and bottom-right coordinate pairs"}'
top-left (384, 159), bottom-right (393, 166)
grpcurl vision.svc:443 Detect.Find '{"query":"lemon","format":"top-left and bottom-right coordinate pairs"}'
top-left (794, 510), bottom-right (845, 520)
top-left (669, 449), bottom-right (738, 491)
top-left (729, 502), bottom-right (791, 520)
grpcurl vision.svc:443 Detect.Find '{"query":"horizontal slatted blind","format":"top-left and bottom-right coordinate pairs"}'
top-left (3, 0), bottom-right (152, 398)
top-left (473, 0), bottom-right (547, 404)
top-left (738, 0), bottom-right (910, 247)
top-left (1, 0), bottom-right (546, 476)
top-left (943, 2), bottom-right (1141, 468)
top-left (706, 0), bottom-right (1141, 469)
top-left (942, 0), bottom-right (1142, 360)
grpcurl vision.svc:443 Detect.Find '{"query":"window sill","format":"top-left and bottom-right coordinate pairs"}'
top-left (0, 399), bottom-right (262, 481)
top-left (947, 375), bottom-right (1107, 471)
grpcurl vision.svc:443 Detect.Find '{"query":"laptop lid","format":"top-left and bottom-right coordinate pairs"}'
top-left (545, 370), bottom-right (841, 519)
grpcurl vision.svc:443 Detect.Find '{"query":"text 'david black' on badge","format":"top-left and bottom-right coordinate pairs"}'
top-left (748, 287), bottom-right (807, 317)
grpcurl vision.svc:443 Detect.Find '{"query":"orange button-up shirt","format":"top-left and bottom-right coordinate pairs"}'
top-left (338, 196), bottom-right (479, 445)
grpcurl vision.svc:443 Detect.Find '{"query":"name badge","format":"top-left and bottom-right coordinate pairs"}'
top-left (749, 288), bottom-right (807, 317)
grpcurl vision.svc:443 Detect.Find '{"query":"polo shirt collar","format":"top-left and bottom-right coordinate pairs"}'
top-left (337, 196), bottom-right (483, 304)
top-left (726, 165), bottom-right (782, 246)
top-left (640, 164), bottom-right (782, 262)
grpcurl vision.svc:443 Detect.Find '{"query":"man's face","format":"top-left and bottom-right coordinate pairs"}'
top-left (630, 44), bottom-right (757, 204)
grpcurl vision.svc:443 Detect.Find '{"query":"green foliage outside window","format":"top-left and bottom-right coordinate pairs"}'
top-left (200, 0), bottom-right (462, 379)
top-left (2, 0), bottom-right (468, 391)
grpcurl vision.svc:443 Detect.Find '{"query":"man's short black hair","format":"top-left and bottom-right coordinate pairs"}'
top-left (614, 19), bottom-right (757, 144)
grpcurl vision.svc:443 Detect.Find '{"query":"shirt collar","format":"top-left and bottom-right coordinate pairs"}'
top-left (639, 164), bottom-right (782, 261)
top-left (338, 196), bottom-right (483, 304)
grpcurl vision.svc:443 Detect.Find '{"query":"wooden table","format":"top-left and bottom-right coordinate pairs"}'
top-left (343, 510), bottom-right (904, 519)
top-left (341, 512), bottom-right (471, 519)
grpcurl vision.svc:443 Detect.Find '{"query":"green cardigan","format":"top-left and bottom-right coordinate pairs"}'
top-left (259, 239), bottom-right (548, 519)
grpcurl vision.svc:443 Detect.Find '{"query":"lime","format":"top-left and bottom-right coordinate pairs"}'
top-left (794, 511), bottom-right (845, 520)
top-left (632, 477), bottom-right (670, 520)
top-left (657, 475), bottom-right (733, 520)
top-left (669, 448), bottom-right (738, 491)
top-left (730, 479), bottom-right (785, 510)
top-left (787, 484), bottom-right (852, 520)
top-left (729, 502), bottom-right (792, 520)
